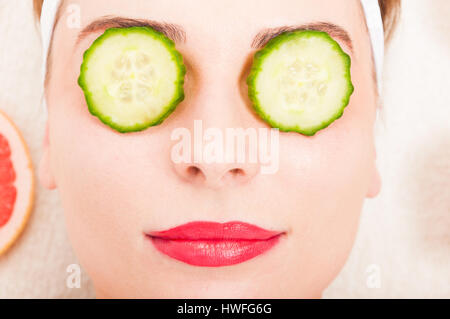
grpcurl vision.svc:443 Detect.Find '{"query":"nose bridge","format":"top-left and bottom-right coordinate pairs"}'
top-left (181, 59), bottom-right (252, 143)
top-left (188, 34), bottom-right (246, 121)
top-left (191, 68), bottom-right (243, 127)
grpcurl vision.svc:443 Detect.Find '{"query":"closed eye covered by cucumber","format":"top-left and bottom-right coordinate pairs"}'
top-left (78, 27), bottom-right (186, 133)
top-left (247, 30), bottom-right (354, 136)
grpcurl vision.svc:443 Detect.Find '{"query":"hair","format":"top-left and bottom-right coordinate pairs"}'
top-left (33, 0), bottom-right (401, 41)
top-left (33, 0), bottom-right (43, 18)
top-left (378, 0), bottom-right (401, 42)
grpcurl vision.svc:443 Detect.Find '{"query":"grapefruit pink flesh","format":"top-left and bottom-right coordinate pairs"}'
top-left (0, 134), bottom-right (17, 227)
top-left (0, 110), bottom-right (33, 256)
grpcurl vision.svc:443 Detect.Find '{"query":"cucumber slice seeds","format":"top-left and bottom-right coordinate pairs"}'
top-left (78, 27), bottom-right (186, 133)
top-left (247, 30), bottom-right (354, 136)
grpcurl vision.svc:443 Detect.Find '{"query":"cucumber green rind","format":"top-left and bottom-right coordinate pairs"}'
top-left (246, 30), bottom-right (354, 136)
top-left (78, 27), bottom-right (186, 133)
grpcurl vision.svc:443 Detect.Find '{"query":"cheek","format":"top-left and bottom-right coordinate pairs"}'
top-left (277, 95), bottom-right (375, 210)
top-left (277, 128), bottom-right (373, 237)
top-left (272, 80), bottom-right (376, 286)
top-left (47, 84), bottom-right (173, 274)
top-left (49, 106), bottom-right (170, 220)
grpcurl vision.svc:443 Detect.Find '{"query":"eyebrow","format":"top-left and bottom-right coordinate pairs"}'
top-left (251, 22), bottom-right (353, 52)
top-left (77, 16), bottom-right (187, 45)
top-left (77, 17), bottom-right (350, 52)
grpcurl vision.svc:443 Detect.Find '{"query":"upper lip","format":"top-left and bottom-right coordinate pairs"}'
top-left (147, 221), bottom-right (284, 240)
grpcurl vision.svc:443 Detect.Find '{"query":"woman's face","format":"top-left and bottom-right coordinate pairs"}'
top-left (41, 0), bottom-right (380, 298)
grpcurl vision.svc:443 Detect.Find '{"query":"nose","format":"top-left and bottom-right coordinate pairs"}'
top-left (173, 160), bottom-right (260, 188)
top-left (170, 49), bottom-right (262, 188)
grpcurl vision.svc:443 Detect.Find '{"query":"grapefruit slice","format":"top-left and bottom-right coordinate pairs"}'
top-left (0, 109), bottom-right (34, 256)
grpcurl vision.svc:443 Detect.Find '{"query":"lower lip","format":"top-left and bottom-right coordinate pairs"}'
top-left (146, 222), bottom-right (282, 267)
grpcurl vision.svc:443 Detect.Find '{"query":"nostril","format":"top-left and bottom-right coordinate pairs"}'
top-left (187, 166), bottom-right (202, 177)
top-left (230, 168), bottom-right (245, 177)
top-left (175, 164), bottom-right (207, 184)
top-left (174, 163), bottom-right (256, 187)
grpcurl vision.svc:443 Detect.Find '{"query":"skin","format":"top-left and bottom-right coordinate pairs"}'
top-left (40, 0), bottom-right (381, 298)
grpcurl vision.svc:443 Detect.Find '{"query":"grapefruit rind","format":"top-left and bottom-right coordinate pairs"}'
top-left (0, 109), bottom-right (34, 256)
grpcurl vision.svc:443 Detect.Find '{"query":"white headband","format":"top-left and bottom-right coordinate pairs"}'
top-left (40, 0), bottom-right (60, 84)
top-left (361, 0), bottom-right (385, 94)
top-left (40, 0), bottom-right (384, 92)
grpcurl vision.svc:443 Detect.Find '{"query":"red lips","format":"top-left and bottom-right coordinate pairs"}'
top-left (146, 221), bottom-right (283, 267)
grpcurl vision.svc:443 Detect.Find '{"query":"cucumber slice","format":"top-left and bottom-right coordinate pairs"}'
top-left (78, 27), bottom-right (186, 133)
top-left (247, 30), bottom-right (354, 136)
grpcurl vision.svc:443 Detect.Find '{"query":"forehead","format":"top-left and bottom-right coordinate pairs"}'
top-left (55, 0), bottom-right (366, 51)
top-left (60, 0), bottom-right (363, 22)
